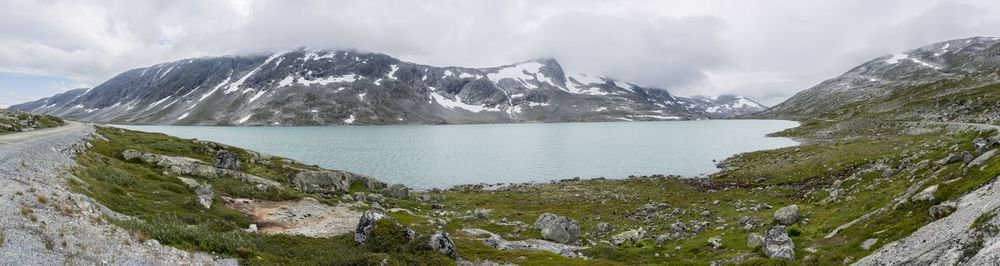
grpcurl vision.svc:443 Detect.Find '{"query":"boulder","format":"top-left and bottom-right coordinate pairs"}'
top-left (610, 228), bottom-right (646, 246)
top-left (123, 149), bottom-right (221, 179)
top-left (291, 170), bottom-right (353, 193)
top-left (429, 231), bottom-right (458, 258)
top-left (195, 184), bottom-right (214, 209)
top-left (367, 193), bottom-right (385, 204)
top-left (379, 184), bottom-right (410, 199)
top-left (764, 225), bottom-right (795, 260)
top-left (938, 153), bottom-right (965, 165)
top-left (212, 150), bottom-right (240, 170)
top-left (929, 202), bottom-right (958, 219)
top-left (747, 232), bottom-right (764, 249)
top-left (354, 210), bottom-right (417, 244)
top-left (773, 205), bottom-right (800, 225)
top-left (670, 221), bottom-right (687, 234)
top-left (534, 213), bottom-right (580, 244)
top-left (910, 185), bottom-right (938, 202)
top-left (596, 222), bottom-right (614, 235)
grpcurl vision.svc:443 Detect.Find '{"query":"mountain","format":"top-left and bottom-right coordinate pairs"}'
top-left (759, 36), bottom-right (1000, 122)
top-left (11, 49), bottom-right (764, 125)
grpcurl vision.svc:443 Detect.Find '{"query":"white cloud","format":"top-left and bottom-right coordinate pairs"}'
top-left (1, 0), bottom-right (999, 105)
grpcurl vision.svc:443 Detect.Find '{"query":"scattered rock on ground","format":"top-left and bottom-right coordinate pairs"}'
top-left (764, 225), bottom-right (795, 260)
top-left (708, 236), bottom-right (723, 250)
top-left (380, 184), bottom-right (410, 199)
top-left (534, 213), bottom-right (580, 244)
top-left (610, 228), bottom-right (646, 246)
top-left (773, 205), bottom-right (800, 225)
top-left (861, 238), bottom-right (878, 250)
top-left (911, 185), bottom-right (938, 202)
top-left (195, 184), bottom-right (214, 209)
top-left (430, 231), bottom-right (458, 258)
top-left (747, 232), bottom-right (764, 249)
top-left (596, 222), bottom-right (614, 235)
top-left (929, 202), bottom-right (958, 219)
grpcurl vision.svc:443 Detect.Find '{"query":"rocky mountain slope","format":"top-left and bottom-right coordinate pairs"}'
top-left (758, 36), bottom-right (1000, 122)
top-left (10, 50), bottom-right (764, 126)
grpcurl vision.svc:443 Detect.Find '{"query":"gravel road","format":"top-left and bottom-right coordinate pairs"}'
top-left (0, 122), bottom-right (238, 266)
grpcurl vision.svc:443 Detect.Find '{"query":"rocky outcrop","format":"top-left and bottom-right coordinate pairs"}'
top-left (212, 150), bottom-right (240, 170)
top-left (292, 170), bottom-right (386, 194)
top-left (430, 231), bottom-right (458, 258)
top-left (534, 213), bottom-right (580, 244)
top-left (763, 226), bottom-right (795, 260)
top-left (773, 205), bottom-right (800, 225)
top-left (354, 210), bottom-right (416, 244)
top-left (379, 184), bottom-right (410, 199)
top-left (123, 149), bottom-right (221, 179)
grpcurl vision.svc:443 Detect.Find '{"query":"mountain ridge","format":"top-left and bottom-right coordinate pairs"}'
top-left (12, 48), bottom-right (765, 125)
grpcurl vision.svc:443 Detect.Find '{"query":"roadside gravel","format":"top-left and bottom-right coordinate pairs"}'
top-left (0, 122), bottom-right (238, 266)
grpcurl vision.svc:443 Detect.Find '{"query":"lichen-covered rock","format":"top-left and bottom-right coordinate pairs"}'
top-left (354, 210), bottom-right (416, 245)
top-left (429, 231), bottom-right (458, 258)
top-left (708, 236), bottom-right (723, 250)
top-left (534, 213), bottom-right (580, 244)
top-left (764, 225), bottom-right (795, 260)
top-left (773, 205), bottom-right (800, 225)
top-left (212, 150), bottom-right (240, 170)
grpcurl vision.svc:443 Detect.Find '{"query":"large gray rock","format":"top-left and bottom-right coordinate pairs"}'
top-left (354, 210), bottom-right (416, 244)
top-left (429, 231), bottom-right (458, 258)
top-left (969, 150), bottom-right (996, 167)
top-left (773, 205), bottom-right (800, 225)
top-left (534, 213), bottom-right (580, 244)
top-left (195, 184), bottom-right (214, 209)
top-left (212, 150), bottom-right (240, 170)
top-left (292, 170), bottom-right (386, 194)
top-left (122, 149), bottom-right (222, 179)
top-left (379, 184), bottom-right (410, 199)
top-left (764, 225), bottom-right (795, 260)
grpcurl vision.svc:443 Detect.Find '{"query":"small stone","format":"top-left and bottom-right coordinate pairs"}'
top-left (708, 236), bottom-right (723, 249)
top-left (911, 185), bottom-right (938, 202)
top-left (473, 208), bottom-right (491, 219)
top-left (246, 224), bottom-right (258, 233)
top-left (596, 222), bottom-right (614, 235)
top-left (610, 228), bottom-right (646, 246)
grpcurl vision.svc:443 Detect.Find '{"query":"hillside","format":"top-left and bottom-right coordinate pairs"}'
top-left (10, 50), bottom-right (764, 126)
top-left (759, 36), bottom-right (1000, 123)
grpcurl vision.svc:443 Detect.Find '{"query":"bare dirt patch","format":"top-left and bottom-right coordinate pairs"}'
top-left (222, 196), bottom-right (361, 238)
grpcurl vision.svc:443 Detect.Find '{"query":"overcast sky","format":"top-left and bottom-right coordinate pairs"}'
top-left (2, 0), bottom-right (1000, 107)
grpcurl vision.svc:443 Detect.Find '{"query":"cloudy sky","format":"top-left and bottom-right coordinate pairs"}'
top-left (2, 0), bottom-right (1000, 107)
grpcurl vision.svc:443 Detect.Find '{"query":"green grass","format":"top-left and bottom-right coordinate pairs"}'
top-left (71, 126), bottom-right (452, 265)
top-left (0, 110), bottom-right (64, 135)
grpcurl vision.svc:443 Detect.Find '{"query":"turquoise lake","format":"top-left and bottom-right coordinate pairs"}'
top-left (117, 120), bottom-right (799, 189)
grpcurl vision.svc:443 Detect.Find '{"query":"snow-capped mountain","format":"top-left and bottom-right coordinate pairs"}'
top-left (759, 36), bottom-right (1000, 120)
top-left (12, 49), bottom-right (764, 125)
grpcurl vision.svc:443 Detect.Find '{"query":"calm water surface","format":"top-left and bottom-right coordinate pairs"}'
top-left (118, 120), bottom-right (798, 189)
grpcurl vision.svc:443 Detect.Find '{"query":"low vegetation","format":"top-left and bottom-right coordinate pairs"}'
top-left (0, 109), bottom-right (64, 135)
top-left (67, 116), bottom-right (1000, 265)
